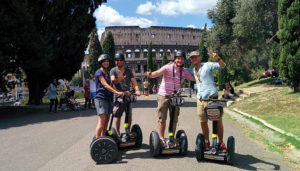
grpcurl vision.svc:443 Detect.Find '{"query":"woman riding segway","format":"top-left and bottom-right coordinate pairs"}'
top-left (90, 54), bottom-right (129, 164)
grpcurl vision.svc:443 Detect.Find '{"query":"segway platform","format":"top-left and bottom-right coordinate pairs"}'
top-left (203, 150), bottom-right (226, 161)
top-left (195, 99), bottom-right (235, 165)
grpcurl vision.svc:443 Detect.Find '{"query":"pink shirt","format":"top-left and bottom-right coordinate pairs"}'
top-left (158, 64), bottom-right (193, 96)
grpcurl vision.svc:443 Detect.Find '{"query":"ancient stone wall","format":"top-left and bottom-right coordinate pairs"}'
top-left (100, 26), bottom-right (202, 82)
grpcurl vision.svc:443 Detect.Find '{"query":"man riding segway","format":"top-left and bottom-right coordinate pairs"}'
top-left (189, 51), bottom-right (235, 164)
top-left (110, 52), bottom-right (141, 140)
top-left (147, 50), bottom-right (194, 155)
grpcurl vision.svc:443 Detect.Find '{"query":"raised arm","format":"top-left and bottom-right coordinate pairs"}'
top-left (110, 69), bottom-right (126, 85)
top-left (98, 75), bottom-right (124, 96)
top-left (208, 52), bottom-right (226, 68)
top-left (146, 68), bottom-right (164, 78)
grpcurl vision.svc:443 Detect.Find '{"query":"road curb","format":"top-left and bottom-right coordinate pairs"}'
top-left (233, 108), bottom-right (300, 142)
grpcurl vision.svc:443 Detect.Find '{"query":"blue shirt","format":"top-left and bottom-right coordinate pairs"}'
top-left (95, 69), bottom-right (113, 100)
top-left (48, 83), bottom-right (57, 99)
top-left (193, 62), bottom-right (224, 99)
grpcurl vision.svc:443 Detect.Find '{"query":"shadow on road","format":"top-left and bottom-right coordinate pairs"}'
top-left (116, 144), bottom-right (196, 162)
top-left (182, 101), bottom-right (196, 108)
top-left (132, 98), bottom-right (196, 109)
top-left (198, 153), bottom-right (280, 170)
top-left (233, 153), bottom-right (280, 170)
top-left (0, 108), bottom-right (96, 129)
top-left (132, 100), bottom-right (157, 108)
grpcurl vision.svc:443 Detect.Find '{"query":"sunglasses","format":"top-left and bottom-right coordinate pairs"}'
top-left (115, 59), bottom-right (124, 62)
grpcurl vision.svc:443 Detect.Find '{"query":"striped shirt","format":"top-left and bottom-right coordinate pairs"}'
top-left (158, 64), bottom-right (193, 96)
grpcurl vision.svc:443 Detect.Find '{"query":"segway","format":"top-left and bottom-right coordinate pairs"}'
top-left (115, 92), bottom-right (143, 148)
top-left (149, 89), bottom-right (188, 157)
top-left (195, 99), bottom-right (235, 165)
top-left (90, 93), bottom-right (142, 164)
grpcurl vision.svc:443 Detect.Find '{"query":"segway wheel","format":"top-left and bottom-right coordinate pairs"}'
top-left (195, 133), bottom-right (205, 162)
top-left (176, 130), bottom-right (188, 156)
top-left (226, 136), bottom-right (235, 165)
top-left (90, 136), bottom-right (118, 164)
top-left (90, 136), bottom-right (97, 148)
top-left (149, 131), bottom-right (161, 157)
top-left (131, 124), bottom-right (143, 148)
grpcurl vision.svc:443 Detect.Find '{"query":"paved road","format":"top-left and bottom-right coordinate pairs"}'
top-left (0, 95), bottom-right (293, 171)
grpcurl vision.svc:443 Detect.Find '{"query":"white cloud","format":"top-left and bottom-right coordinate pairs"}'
top-left (136, 1), bottom-right (156, 15)
top-left (137, 0), bottom-right (217, 16)
top-left (93, 5), bottom-right (157, 39)
top-left (187, 24), bottom-right (196, 28)
top-left (94, 5), bottom-right (156, 27)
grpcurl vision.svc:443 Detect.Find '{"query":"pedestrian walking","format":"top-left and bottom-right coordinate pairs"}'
top-left (48, 79), bottom-right (58, 113)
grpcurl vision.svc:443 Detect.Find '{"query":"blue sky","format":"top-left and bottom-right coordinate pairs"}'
top-left (93, 0), bottom-right (217, 38)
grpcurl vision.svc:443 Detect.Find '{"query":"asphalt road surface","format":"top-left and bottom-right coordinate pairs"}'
top-left (0, 95), bottom-right (293, 171)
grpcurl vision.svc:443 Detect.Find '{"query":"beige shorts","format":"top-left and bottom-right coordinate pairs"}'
top-left (157, 95), bottom-right (180, 122)
top-left (197, 100), bottom-right (223, 122)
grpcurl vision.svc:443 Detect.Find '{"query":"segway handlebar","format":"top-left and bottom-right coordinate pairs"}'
top-left (199, 98), bottom-right (228, 102)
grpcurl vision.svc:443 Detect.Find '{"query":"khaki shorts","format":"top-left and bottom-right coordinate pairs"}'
top-left (197, 100), bottom-right (223, 122)
top-left (157, 95), bottom-right (180, 122)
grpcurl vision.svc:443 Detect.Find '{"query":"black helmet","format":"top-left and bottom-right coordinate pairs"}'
top-left (174, 50), bottom-right (186, 60)
top-left (98, 54), bottom-right (110, 65)
top-left (114, 52), bottom-right (125, 60)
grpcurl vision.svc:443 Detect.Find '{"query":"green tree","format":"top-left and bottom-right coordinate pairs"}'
top-left (206, 0), bottom-right (279, 87)
top-left (207, 0), bottom-right (236, 89)
top-left (231, 0), bottom-right (278, 70)
top-left (199, 24), bottom-right (209, 62)
top-left (271, 42), bottom-right (281, 69)
top-left (88, 28), bottom-right (103, 75)
top-left (71, 77), bottom-right (83, 87)
top-left (0, 0), bottom-right (104, 105)
top-left (278, 0), bottom-right (300, 92)
top-left (146, 42), bottom-right (155, 92)
top-left (102, 31), bottom-right (115, 71)
top-left (181, 60), bottom-right (189, 88)
top-left (161, 52), bottom-right (168, 66)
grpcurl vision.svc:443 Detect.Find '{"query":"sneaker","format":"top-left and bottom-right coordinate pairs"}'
top-left (219, 142), bottom-right (227, 153)
top-left (205, 142), bottom-right (210, 151)
top-left (160, 139), bottom-right (166, 147)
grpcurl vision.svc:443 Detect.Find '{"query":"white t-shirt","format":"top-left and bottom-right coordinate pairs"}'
top-left (89, 79), bottom-right (96, 92)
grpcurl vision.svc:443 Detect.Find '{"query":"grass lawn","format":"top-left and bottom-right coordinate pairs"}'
top-left (237, 77), bottom-right (277, 89)
top-left (230, 86), bottom-right (300, 137)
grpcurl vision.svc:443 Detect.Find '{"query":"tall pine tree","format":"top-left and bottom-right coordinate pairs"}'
top-left (278, 0), bottom-right (300, 92)
top-left (102, 31), bottom-right (115, 71)
top-left (199, 24), bottom-right (209, 62)
top-left (161, 52), bottom-right (168, 66)
top-left (146, 42), bottom-right (155, 92)
top-left (88, 28), bottom-right (103, 75)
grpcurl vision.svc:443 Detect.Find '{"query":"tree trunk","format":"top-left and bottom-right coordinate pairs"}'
top-left (294, 86), bottom-right (299, 93)
top-left (27, 75), bottom-right (44, 105)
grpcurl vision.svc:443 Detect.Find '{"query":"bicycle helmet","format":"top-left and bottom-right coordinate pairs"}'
top-left (114, 53), bottom-right (125, 61)
top-left (98, 54), bottom-right (110, 65)
top-left (174, 50), bottom-right (186, 60)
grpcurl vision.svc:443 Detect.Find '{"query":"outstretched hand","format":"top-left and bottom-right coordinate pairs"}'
top-left (135, 90), bottom-right (141, 96)
top-left (208, 51), bottom-right (220, 61)
top-left (146, 70), bottom-right (152, 77)
top-left (118, 72), bottom-right (126, 81)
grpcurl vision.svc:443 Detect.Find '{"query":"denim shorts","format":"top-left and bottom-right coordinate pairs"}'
top-left (95, 98), bottom-right (112, 115)
top-left (90, 92), bottom-right (96, 99)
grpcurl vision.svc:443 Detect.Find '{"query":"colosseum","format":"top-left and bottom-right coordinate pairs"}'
top-left (100, 26), bottom-right (202, 82)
